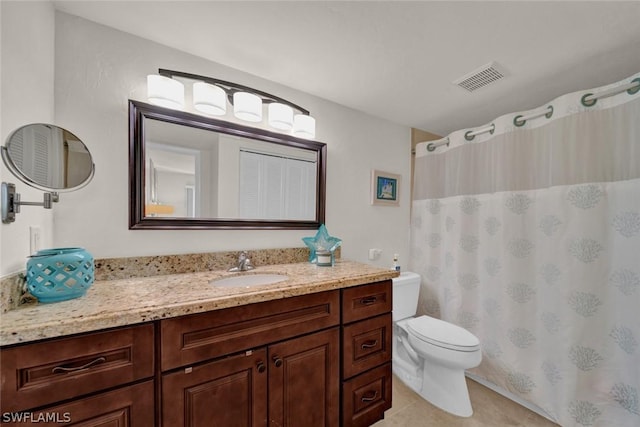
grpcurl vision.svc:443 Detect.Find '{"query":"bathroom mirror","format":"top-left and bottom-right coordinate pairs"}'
top-left (129, 100), bottom-right (326, 229)
top-left (2, 123), bottom-right (95, 192)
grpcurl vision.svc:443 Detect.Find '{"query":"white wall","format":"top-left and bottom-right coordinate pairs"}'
top-left (0, 1), bottom-right (55, 276)
top-left (3, 9), bottom-right (411, 272)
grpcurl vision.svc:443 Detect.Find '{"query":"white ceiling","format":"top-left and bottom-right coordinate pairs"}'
top-left (52, 1), bottom-right (640, 137)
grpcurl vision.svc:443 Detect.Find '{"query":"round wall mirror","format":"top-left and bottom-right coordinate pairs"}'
top-left (1, 123), bottom-right (95, 192)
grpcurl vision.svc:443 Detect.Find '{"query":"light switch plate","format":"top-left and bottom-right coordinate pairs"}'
top-left (29, 226), bottom-right (41, 254)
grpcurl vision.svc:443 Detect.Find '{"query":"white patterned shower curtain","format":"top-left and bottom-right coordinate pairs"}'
top-left (410, 73), bottom-right (640, 427)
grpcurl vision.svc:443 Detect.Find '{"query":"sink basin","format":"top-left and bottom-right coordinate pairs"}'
top-left (210, 273), bottom-right (288, 288)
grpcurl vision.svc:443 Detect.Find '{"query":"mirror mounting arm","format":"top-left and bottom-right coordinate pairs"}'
top-left (1, 182), bottom-right (59, 224)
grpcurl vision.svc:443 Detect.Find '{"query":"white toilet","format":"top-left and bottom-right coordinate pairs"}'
top-left (392, 271), bottom-right (481, 417)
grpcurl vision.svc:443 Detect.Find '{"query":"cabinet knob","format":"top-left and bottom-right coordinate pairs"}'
top-left (273, 356), bottom-right (283, 368)
top-left (256, 361), bottom-right (266, 373)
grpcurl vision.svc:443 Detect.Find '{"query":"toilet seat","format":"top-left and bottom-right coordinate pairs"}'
top-left (407, 315), bottom-right (480, 352)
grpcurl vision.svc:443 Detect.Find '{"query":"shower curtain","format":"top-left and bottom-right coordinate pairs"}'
top-left (410, 72), bottom-right (640, 427)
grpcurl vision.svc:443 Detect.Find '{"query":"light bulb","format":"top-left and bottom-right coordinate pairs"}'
top-left (233, 92), bottom-right (262, 122)
top-left (268, 103), bottom-right (294, 130)
top-left (193, 82), bottom-right (226, 116)
top-left (293, 114), bottom-right (316, 139)
top-left (147, 75), bottom-right (184, 109)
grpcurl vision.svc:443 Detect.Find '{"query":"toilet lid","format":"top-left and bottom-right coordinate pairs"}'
top-left (407, 315), bottom-right (480, 352)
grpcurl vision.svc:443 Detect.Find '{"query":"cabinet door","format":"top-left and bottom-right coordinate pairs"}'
top-left (0, 381), bottom-right (154, 426)
top-left (162, 349), bottom-right (268, 427)
top-left (268, 328), bottom-right (339, 427)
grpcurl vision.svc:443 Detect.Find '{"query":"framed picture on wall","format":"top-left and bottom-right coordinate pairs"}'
top-left (371, 169), bottom-right (400, 206)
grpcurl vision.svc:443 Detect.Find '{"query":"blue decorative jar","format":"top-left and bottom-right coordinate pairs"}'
top-left (26, 247), bottom-right (94, 303)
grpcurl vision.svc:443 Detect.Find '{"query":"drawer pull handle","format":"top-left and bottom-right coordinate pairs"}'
top-left (51, 356), bottom-right (106, 374)
top-left (273, 356), bottom-right (283, 368)
top-left (256, 362), bottom-right (266, 373)
top-left (361, 390), bottom-right (378, 402)
top-left (361, 340), bottom-right (379, 350)
top-left (360, 296), bottom-right (378, 305)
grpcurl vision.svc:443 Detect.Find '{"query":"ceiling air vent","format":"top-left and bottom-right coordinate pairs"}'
top-left (453, 61), bottom-right (506, 92)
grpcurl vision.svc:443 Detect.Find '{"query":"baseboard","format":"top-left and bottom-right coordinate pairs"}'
top-left (465, 372), bottom-right (558, 424)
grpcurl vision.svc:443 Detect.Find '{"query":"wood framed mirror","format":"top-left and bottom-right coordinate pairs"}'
top-left (129, 100), bottom-right (326, 229)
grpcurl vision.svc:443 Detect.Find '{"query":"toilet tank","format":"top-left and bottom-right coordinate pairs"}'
top-left (392, 271), bottom-right (421, 321)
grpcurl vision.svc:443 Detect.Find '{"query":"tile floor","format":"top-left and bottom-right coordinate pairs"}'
top-left (372, 375), bottom-right (560, 426)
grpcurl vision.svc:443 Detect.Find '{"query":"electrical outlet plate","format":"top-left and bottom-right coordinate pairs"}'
top-left (368, 248), bottom-right (382, 260)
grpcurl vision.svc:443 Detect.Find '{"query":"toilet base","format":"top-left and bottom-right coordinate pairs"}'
top-left (392, 357), bottom-right (422, 393)
top-left (418, 364), bottom-right (473, 417)
top-left (392, 321), bottom-right (478, 418)
top-left (393, 360), bottom-right (474, 417)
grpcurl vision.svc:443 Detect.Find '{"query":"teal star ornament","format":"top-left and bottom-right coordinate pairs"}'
top-left (302, 224), bottom-right (342, 263)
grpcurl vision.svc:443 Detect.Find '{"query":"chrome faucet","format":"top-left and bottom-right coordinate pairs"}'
top-left (229, 251), bottom-right (254, 272)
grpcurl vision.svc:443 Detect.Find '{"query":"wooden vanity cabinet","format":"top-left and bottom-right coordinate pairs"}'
top-left (160, 290), bottom-right (341, 427)
top-left (341, 280), bottom-right (393, 427)
top-left (0, 280), bottom-right (392, 427)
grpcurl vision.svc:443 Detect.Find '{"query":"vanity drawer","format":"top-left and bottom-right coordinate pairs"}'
top-left (0, 381), bottom-right (155, 426)
top-left (342, 363), bottom-right (392, 427)
top-left (342, 313), bottom-right (392, 379)
top-left (0, 323), bottom-right (154, 413)
top-left (342, 280), bottom-right (392, 324)
top-left (161, 290), bottom-right (340, 371)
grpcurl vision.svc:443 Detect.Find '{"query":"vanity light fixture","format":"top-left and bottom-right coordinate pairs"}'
top-left (147, 69), bottom-right (316, 138)
top-left (147, 74), bottom-right (184, 109)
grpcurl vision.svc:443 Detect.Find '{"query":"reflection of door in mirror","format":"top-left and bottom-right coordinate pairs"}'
top-left (218, 135), bottom-right (317, 220)
top-left (238, 149), bottom-right (316, 220)
top-left (144, 119), bottom-right (209, 218)
top-left (145, 145), bottom-right (199, 217)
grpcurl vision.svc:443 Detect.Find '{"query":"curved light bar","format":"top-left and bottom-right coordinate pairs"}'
top-left (193, 82), bottom-right (226, 116)
top-left (147, 75), bottom-right (184, 109)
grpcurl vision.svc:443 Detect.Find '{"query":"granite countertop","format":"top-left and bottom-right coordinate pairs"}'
top-left (0, 260), bottom-right (398, 346)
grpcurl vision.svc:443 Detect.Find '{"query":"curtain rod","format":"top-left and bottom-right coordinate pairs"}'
top-left (424, 77), bottom-right (640, 152)
top-left (427, 138), bottom-right (449, 152)
top-left (581, 78), bottom-right (640, 107)
top-left (464, 124), bottom-right (495, 141)
top-left (514, 105), bottom-right (554, 127)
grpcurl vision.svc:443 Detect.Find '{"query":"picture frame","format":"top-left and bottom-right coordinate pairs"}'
top-left (371, 169), bottom-right (400, 206)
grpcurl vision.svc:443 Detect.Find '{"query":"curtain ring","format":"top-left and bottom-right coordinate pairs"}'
top-left (464, 130), bottom-right (475, 141)
top-left (581, 93), bottom-right (597, 107)
top-left (427, 143), bottom-right (436, 152)
top-left (628, 78), bottom-right (640, 95)
top-left (545, 105), bottom-right (554, 118)
top-left (513, 115), bottom-right (526, 127)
